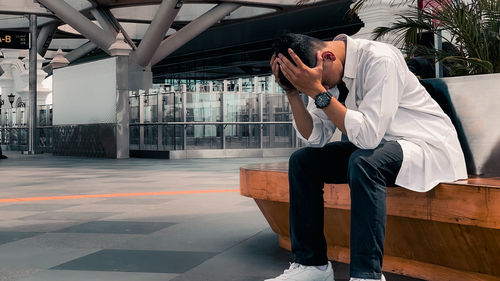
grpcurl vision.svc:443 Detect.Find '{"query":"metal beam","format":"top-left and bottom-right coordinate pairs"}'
top-left (135, 0), bottom-right (181, 67)
top-left (37, 0), bottom-right (115, 54)
top-left (151, 3), bottom-right (241, 66)
top-left (100, 8), bottom-right (137, 50)
top-left (90, 8), bottom-right (117, 37)
top-left (37, 21), bottom-right (59, 57)
top-left (65, 41), bottom-right (98, 63)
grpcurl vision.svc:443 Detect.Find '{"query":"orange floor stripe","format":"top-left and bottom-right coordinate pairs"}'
top-left (0, 189), bottom-right (240, 203)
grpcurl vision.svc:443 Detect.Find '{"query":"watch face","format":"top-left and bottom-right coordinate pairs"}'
top-left (315, 92), bottom-right (330, 108)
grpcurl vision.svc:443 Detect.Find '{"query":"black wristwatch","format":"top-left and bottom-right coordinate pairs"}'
top-left (314, 91), bottom-right (333, 109)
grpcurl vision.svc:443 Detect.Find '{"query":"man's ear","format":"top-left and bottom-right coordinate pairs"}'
top-left (321, 51), bottom-right (336, 62)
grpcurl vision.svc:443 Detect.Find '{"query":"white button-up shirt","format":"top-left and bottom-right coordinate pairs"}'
top-left (293, 35), bottom-right (467, 191)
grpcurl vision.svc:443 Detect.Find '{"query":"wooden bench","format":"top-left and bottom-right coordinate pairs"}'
top-left (240, 162), bottom-right (500, 281)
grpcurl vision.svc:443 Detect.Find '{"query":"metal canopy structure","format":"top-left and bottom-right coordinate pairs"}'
top-left (152, 0), bottom-right (363, 81)
top-left (0, 0), bottom-right (362, 80)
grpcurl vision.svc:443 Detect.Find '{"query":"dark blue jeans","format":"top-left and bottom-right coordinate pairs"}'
top-left (288, 141), bottom-right (403, 279)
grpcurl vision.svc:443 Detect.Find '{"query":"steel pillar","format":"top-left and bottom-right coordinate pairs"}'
top-left (151, 3), bottom-right (241, 65)
top-left (135, 0), bottom-right (181, 67)
top-left (28, 14), bottom-right (38, 154)
top-left (37, 0), bottom-right (115, 53)
top-left (182, 85), bottom-right (187, 150)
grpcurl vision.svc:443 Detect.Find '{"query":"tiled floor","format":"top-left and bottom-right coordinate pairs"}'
top-left (0, 151), bottom-right (424, 281)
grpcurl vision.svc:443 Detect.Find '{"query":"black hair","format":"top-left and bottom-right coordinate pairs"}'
top-left (272, 33), bottom-right (325, 89)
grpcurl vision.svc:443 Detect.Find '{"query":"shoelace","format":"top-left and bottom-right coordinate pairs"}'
top-left (276, 263), bottom-right (304, 279)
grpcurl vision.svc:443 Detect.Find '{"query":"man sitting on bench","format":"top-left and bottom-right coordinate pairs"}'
top-left (266, 33), bottom-right (467, 281)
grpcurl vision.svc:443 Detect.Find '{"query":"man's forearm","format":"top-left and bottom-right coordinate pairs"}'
top-left (287, 92), bottom-right (313, 139)
top-left (322, 98), bottom-right (347, 135)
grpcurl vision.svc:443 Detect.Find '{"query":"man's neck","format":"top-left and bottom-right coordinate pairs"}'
top-left (330, 40), bottom-right (346, 67)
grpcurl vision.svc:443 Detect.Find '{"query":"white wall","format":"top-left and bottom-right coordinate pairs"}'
top-left (53, 57), bottom-right (117, 125)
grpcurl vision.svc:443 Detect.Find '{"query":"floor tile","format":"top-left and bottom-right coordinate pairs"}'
top-left (6, 233), bottom-right (140, 249)
top-left (0, 232), bottom-right (42, 246)
top-left (99, 197), bottom-right (172, 205)
top-left (51, 249), bottom-right (218, 273)
top-left (109, 211), bottom-right (267, 252)
top-left (19, 212), bottom-right (118, 221)
top-left (54, 221), bottom-right (175, 234)
top-left (0, 203), bottom-right (76, 211)
top-left (0, 220), bottom-right (79, 232)
top-left (0, 245), bottom-right (98, 268)
top-left (0, 266), bottom-right (43, 281)
top-left (19, 270), bottom-right (178, 281)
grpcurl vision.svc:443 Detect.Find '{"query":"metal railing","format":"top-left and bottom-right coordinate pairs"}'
top-left (0, 105), bottom-right (53, 151)
top-left (0, 126), bottom-right (53, 151)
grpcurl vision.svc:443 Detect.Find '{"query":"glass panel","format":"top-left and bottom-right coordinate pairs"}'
top-left (241, 77), bottom-right (254, 93)
top-left (129, 92), bottom-right (140, 123)
top-left (143, 124), bottom-right (158, 146)
top-left (162, 92), bottom-right (184, 122)
top-left (257, 76), bottom-right (272, 93)
top-left (199, 80), bottom-right (211, 93)
top-left (226, 79), bottom-right (239, 92)
top-left (38, 127), bottom-right (52, 148)
top-left (39, 108), bottom-right (47, 126)
top-left (262, 124), bottom-right (294, 148)
top-left (186, 125), bottom-right (222, 150)
top-left (130, 125), bottom-right (140, 145)
top-left (225, 124), bottom-right (260, 149)
top-left (224, 93), bottom-right (259, 122)
top-left (186, 92), bottom-right (221, 122)
top-left (143, 94), bottom-right (158, 123)
top-left (162, 124), bottom-right (184, 150)
top-left (262, 94), bottom-right (291, 122)
top-left (212, 80), bottom-right (223, 92)
top-left (274, 81), bottom-right (286, 94)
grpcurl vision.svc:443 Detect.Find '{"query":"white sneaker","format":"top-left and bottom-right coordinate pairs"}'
top-left (265, 261), bottom-right (334, 281)
top-left (350, 274), bottom-right (386, 281)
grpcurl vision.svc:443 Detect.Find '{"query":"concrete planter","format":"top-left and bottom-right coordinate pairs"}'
top-left (421, 73), bottom-right (500, 176)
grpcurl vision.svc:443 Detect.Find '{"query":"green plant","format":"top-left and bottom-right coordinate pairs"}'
top-left (372, 0), bottom-right (500, 75)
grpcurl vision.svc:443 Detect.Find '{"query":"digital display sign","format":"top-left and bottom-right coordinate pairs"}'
top-left (0, 30), bottom-right (29, 49)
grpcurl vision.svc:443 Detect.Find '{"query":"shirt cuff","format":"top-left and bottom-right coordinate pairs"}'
top-left (344, 109), bottom-right (364, 145)
top-left (292, 117), bottom-right (326, 147)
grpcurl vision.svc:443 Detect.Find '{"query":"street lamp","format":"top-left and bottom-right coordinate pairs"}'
top-left (7, 93), bottom-right (15, 108)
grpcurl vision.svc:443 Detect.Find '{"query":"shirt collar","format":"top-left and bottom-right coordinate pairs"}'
top-left (334, 34), bottom-right (359, 80)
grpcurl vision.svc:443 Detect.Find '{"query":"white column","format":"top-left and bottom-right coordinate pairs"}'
top-left (351, 0), bottom-right (411, 45)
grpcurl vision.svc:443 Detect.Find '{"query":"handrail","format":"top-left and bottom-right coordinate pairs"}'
top-left (129, 121), bottom-right (292, 126)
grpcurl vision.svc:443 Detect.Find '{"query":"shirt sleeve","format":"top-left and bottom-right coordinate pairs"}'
top-left (344, 57), bottom-right (402, 149)
top-left (293, 87), bottom-right (339, 147)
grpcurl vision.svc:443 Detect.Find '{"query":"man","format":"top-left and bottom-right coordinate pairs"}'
top-left (266, 33), bottom-right (467, 281)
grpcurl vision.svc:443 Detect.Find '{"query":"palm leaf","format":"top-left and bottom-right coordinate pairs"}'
top-left (443, 56), bottom-right (494, 73)
top-left (371, 0), bottom-right (500, 75)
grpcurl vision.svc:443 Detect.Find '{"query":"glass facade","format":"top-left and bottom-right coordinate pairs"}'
top-left (129, 75), bottom-right (300, 151)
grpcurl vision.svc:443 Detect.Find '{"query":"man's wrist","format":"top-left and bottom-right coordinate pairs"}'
top-left (285, 89), bottom-right (300, 96)
top-left (309, 84), bottom-right (328, 99)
